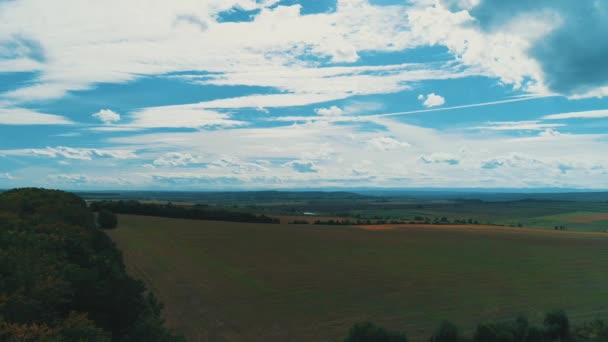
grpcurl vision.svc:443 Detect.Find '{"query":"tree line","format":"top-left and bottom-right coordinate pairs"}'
top-left (345, 310), bottom-right (608, 341)
top-left (0, 188), bottom-right (183, 341)
top-left (89, 200), bottom-right (280, 224)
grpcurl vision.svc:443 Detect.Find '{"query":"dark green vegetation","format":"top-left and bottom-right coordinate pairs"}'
top-left (79, 191), bottom-right (608, 232)
top-left (345, 321), bottom-right (408, 342)
top-left (90, 200), bottom-right (279, 224)
top-left (0, 188), bottom-right (181, 341)
top-left (108, 214), bottom-right (608, 341)
top-left (354, 310), bottom-right (608, 341)
top-left (98, 209), bottom-right (118, 229)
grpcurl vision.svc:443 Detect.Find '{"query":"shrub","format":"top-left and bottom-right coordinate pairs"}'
top-left (431, 320), bottom-right (460, 342)
top-left (345, 322), bottom-right (408, 342)
top-left (97, 210), bottom-right (117, 229)
top-left (473, 321), bottom-right (515, 342)
top-left (544, 310), bottom-right (570, 340)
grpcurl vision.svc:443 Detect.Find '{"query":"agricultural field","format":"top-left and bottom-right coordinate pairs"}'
top-left (108, 214), bottom-right (608, 341)
top-left (81, 190), bottom-right (608, 232)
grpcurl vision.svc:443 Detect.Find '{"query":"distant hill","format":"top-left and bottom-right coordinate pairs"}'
top-left (75, 190), bottom-right (372, 204)
top-left (357, 190), bottom-right (608, 202)
top-left (74, 189), bottom-right (608, 203)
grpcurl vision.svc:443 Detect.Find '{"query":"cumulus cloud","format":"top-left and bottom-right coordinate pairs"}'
top-left (284, 160), bottom-right (317, 173)
top-left (481, 154), bottom-right (542, 170)
top-left (461, 0), bottom-right (608, 97)
top-left (313, 101), bottom-right (384, 118)
top-left (92, 109), bottom-right (121, 124)
top-left (538, 128), bottom-right (561, 138)
top-left (418, 93), bottom-right (445, 107)
top-left (315, 106), bottom-right (344, 116)
top-left (153, 152), bottom-right (206, 167)
top-left (0, 0), bottom-right (427, 104)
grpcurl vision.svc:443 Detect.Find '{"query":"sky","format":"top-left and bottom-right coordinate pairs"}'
top-left (0, 0), bottom-right (607, 190)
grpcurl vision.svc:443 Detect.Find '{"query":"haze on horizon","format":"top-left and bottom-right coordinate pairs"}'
top-left (1, 0), bottom-right (607, 190)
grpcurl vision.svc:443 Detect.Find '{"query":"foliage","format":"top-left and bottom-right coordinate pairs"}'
top-left (344, 322), bottom-right (408, 342)
top-left (346, 311), bottom-right (608, 342)
top-left (431, 320), bottom-right (461, 342)
top-left (543, 310), bottom-right (570, 340)
top-left (0, 188), bottom-right (183, 341)
top-left (97, 210), bottom-right (118, 229)
top-left (90, 200), bottom-right (280, 224)
top-left (574, 319), bottom-right (608, 341)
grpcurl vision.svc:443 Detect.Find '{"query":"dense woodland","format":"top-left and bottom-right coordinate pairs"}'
top-left (0, 188), bottom-right (182, 341)
top-left (89, 200), bottom-right (279, 224)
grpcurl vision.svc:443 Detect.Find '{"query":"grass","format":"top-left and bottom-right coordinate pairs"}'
top-left (108, 214), bottom-right (608, 341)
top-left (347, 201), bottom-right (608, 232)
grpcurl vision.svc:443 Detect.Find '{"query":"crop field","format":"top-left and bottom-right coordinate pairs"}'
top-left (108, 214), bottom-right (608, 341)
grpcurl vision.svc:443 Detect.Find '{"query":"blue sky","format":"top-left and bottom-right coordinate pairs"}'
top-left (1, 0), bottom-right (607, 190)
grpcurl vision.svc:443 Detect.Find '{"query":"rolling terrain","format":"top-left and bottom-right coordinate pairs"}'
top-left (108, 214), bottom-right (608, 341)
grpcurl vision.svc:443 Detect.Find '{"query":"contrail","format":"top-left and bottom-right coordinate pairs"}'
top-left (366, 95), bottom-right (555, 118)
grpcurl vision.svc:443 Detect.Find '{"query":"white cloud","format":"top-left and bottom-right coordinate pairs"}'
top-left (314, 101), bottom-right (384, 117)
top-left (419, 153), bottom-right (459, 165)
top-left (472, 120), bottom-right (565, 131)
top-left (368, 137), bottom-right (410, 151)
top-left (0, 108), bottom-right (73, 125)
top-left (407, 2), bottom-right (554, 94)
top-left (92, 109), bottom-right (121, 124)
top-left (128, 106), bottom-right (246, 129)
top-left (538, 128), bottom-right (561, 137)
top-left (153, 152), bottom-right (206, 167)
top-left (0, 146), bottom-right (136, 160)
top-left (283, 160), bottom-right (318, 173)
top-left (542, 109), bottom-right (608, 120)
top-left (0, 0), bottom-right (481, 109)
top-left (315, 106), bottom-right (344, 116)
top-left (419, 93), bottom-right (445, 107)
top-left (88, 126), bottom-right (143, 132)
top-left (103, 115), bottom-right (608, 188)
top-left (0, 0), bottom-right (428, 103)
top-left (0, 173), bottom-right (15, 180)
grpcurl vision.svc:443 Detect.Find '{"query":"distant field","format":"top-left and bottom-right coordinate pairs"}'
top-left (108, 214), bottom-right (608, 341)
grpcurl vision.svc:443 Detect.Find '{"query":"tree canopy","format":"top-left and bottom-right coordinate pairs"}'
top-left (0, 188), bottom-right (183, 341)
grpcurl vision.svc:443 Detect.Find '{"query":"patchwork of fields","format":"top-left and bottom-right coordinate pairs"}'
top-left (108, 214), bottom-right (608, 341)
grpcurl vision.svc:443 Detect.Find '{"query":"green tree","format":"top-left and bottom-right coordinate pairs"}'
top-left (544, 310), bottom-right (570, 341)
top-left (345, 322), bottom-right (407, 342)
top-left (431, 320), bottom-right (460, 342)
top-left (97, 210), bottom-right (117, 229)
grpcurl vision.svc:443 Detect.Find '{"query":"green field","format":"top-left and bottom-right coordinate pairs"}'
top-left (82, 190), bottom-right (608, 232)
top-left (109, 214), bottom-right (608, 341)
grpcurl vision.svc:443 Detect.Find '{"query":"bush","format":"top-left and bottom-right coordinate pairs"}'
top-left (544, 310), bottom-right (570, 340)
top-left (431, 320), bottom-right (460, 342)
top-left (97, 210), bottom-right (117, 229)
top-left (473, 321), bottom-right (516, 342)
top-left (574, 319), bottom-right (608, 341)
top-left (345, 322), bottom-right (408, 342)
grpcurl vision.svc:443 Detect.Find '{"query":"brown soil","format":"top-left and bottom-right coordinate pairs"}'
top-left (566, 213), bottom-right (608, 223)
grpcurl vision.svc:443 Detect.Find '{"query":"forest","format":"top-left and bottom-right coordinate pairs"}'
top-left (0, 188), bottom-right (183, 341)
top-left (89, 200), bottom-right (279, 224)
